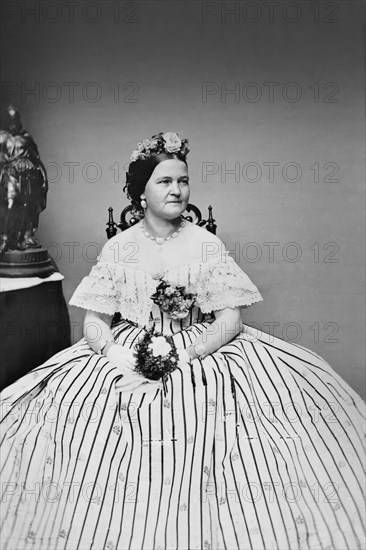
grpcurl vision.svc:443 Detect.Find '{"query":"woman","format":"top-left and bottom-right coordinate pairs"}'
top-left (0, 132), bottom-right (365, 550)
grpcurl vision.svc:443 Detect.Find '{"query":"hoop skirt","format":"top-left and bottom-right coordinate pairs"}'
top-left (1, 252), bottom-right (365, 550)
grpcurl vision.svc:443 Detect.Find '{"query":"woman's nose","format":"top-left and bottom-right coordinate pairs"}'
top-left (169, 181), bottom-right (181, 195)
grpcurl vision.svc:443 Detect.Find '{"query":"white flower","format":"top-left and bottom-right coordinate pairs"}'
top-left (129, 150), bottom-right (141, 162)
top-left (162, 132), bottom-right (182, 153)
top-left (148, 336), bottom-right (172, 357)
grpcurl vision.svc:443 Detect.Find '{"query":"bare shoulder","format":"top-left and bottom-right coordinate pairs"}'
top-left (98, 226), bottom-right (138, 264)
top-left (187, 221), bottom-right (221, 242)
top-left (185, 222), bottom-right (225, 258)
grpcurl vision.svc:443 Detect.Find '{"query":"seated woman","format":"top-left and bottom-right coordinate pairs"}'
top-left (0, 132), bottom-right (365, 550)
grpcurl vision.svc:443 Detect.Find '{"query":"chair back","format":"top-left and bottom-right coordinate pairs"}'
top-left (106, 204), bottom-right (216, 239)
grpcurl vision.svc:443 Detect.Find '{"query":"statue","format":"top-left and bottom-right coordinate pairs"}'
top-left (0, 106), bottom-right (55, 277)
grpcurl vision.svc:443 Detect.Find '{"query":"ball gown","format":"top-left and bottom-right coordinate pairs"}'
top-left (0, 246), bottom-right (365, 550)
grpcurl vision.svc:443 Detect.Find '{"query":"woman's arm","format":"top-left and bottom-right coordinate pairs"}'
top-left (83, 309), bottom-right (136, 370)
top-left (185, 307), bottom-right (242, 361)
top-left (84, 302), bottom-right (242, 362)
top-left (83, 309), bottom-right (114, 354)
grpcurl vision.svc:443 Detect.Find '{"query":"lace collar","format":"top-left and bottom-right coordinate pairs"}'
top-left (95, 250), bottom-right (230, 280)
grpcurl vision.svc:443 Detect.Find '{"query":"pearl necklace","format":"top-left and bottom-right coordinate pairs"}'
top-left (140, 218), bottom-right (186, 250)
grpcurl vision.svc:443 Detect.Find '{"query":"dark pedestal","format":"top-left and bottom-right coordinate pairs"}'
top-left (0, 280), bottom-right (71, 390)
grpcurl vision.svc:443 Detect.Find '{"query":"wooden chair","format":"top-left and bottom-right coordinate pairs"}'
top-left (106, 203), bottom-right (217, 238)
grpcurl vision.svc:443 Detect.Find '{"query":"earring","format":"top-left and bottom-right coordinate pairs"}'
top-left (140, 199), bottom-right (147, 209)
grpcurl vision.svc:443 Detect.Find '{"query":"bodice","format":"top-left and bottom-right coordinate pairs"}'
top-left (69, 251), bottom-right (263, 328)
top-left (144, 303), bottom-right (209, 336)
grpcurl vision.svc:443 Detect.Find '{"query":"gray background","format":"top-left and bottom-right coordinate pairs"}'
top-left (1, 0), bottom-right (365, 397)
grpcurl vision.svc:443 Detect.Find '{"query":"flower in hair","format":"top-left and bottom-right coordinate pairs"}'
top-left (162, 132), bottom-right (182, 153)
top-left (129, 132), bottom-right (189, 162)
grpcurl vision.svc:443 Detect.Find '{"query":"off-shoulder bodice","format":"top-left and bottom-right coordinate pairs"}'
top-left (69, 251), bottom-right (263, 329)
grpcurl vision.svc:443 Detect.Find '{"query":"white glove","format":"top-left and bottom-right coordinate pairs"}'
top-left (107, 344), bottom-right (163, 394)
top-left (111, 345), bottom-right (190, 395)
top-left (106, 344), bottom-right (136, 373)
top-left (115, 371), bottom-right (163, 394)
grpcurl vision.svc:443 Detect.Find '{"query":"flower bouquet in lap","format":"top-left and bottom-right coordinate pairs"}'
top-left (114, 279), bottom-right (195, 394)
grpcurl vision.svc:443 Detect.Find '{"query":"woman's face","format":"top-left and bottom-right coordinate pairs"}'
top-left (141, 159), bottom-right (190, 220)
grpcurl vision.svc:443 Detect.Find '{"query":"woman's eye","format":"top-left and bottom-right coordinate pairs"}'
top-left (158, 179), bottom-right (188, 185)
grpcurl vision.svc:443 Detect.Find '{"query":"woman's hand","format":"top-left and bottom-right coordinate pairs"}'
top-left (106, 344), bottom-right (162, 394)
top-left (106, 344), bottom-right (136, 372)
top-left (111, 344), bottom-right (164, 394)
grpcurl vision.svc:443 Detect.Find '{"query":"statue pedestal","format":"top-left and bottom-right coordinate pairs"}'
top-left (0, 248), bottom-right (56, 278)
top-left (0, 267), bottom-right (71, 390)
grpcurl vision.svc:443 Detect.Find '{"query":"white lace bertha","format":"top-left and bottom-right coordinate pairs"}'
top-left (69, 252), bottom-right (263, 326)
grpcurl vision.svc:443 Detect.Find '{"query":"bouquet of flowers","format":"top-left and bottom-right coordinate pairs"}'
top-left (134, 328), bottom-right (180, 393)
top-left (150, 279), bottom-right (197, 320)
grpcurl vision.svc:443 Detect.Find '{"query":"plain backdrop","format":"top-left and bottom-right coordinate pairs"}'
top-left (1, 0), bottom-right (365, 397)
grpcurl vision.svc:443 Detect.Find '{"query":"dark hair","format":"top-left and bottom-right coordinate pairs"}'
top-left (124, 152), bottom-right (187, 208)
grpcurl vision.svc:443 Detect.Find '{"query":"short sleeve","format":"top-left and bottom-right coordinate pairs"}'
top-left (195, 253), bottom-right (263, 313)
top-left (69, 261), bottom-right (119, 315)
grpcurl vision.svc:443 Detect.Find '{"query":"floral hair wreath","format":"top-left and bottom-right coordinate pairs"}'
top-left (129, 131), bottom-right (190, 163)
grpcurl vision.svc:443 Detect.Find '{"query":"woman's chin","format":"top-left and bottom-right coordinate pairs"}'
top-left (164, 203), bottom-right (186, 217)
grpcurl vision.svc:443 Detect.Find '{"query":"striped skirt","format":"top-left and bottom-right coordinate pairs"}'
top-left (1, 320), bottom-right (365, 550)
